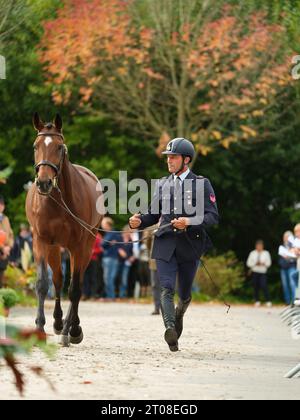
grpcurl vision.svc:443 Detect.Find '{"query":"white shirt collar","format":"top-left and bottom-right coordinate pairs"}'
top-left (174, 168), bottom-right (190, 183)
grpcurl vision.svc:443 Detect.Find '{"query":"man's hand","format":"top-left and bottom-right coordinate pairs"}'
top-left (118, 248), bottom-right (127, 259)
top-left (2, 246), bottom-right (10, 258)
top-left (171, 218), bottom-right (190, 230)
top-left (129, 214), bottom-right (142, 229)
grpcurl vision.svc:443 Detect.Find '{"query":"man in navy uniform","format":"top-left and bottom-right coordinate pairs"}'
top-left (129, 138), bottom-right (219, 352)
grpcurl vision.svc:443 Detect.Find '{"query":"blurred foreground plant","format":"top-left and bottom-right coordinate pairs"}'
top-left (0, 303), bottom-right (56, 395)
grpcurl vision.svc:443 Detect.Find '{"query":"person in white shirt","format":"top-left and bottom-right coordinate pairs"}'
top-left (246, 240), bottom-right (272, 307)
top-left (278, 231), bottom-right (298, 305)
top-left (290, 224), bottom-right (300, 259)
top-left (289, 224), bottom-right (300, 301)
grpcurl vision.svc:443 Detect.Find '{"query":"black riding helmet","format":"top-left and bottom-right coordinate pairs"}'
top-left (162, 138), bottom-right (195, 174)
top-left (162, 138), bottom-right (195, 161)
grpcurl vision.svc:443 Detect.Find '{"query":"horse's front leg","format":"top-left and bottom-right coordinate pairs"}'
top-left (48, 246), bottom-right (64, 335)
top-left (35, 260), bottom-right (49, 332)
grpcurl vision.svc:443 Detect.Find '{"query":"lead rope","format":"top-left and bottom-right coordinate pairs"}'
top-left (48, 188), bottom-right (172, 244)
top-left (183, 231), bottom-right (231, 313)
top-left (48, 187), bottom-right (229, 312)
top-left (200, 259), bottom-right (231, 314)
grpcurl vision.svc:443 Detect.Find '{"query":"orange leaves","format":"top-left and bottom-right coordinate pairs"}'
top-left (40, 0), bottom-right (161, 106)
top-left (221, 71), bottom-right (235, 82)
top-left (156, 131), bottom-right (171, 156)
top-left (198, 103), bottom-right (211, 112)
top-left (38, 0), bottom-right (292, 155)
top-left (198, 145), bottom-right (212, 156)
top-left (140, 27), bottom-right (154, 49)
top-left (200, 16), bottom-right (237, 54)
top-left (142, 68), bottom-right (164, 80)
top-left (79, 86), bottom-right (93, 103)
top-left (240, 125), bottom-right (257, 139)
top-left (252, 110), bottom-right (264, 117)
top-left (211, 131), bottom-right (222, 141)
top-left (40, 0), bottom-right (133, 86)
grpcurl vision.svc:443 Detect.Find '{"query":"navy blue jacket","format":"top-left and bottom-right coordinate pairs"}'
top-left (102, 232), bottom-right (122, 259)
top-left (279, 256), bottom-right (297, 270)
top-left (118, 241), bottom-right (134, 262)
top-left (139, 171), bottom-right (219, 263)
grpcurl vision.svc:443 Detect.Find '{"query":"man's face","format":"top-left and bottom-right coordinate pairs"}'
top-left (295, 227), bottom-right (300, 239)
top-left (101, 221), bottom-right (112, 232)
top-left (167, 155), bottom-right (188, 174)
top-left (256, 243), bottom-right (264, 252)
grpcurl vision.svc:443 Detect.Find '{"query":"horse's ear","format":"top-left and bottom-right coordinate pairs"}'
top-left (32, 112), bottom-right (44, 132)
top-left (54, 114), bottom-right (63, 131)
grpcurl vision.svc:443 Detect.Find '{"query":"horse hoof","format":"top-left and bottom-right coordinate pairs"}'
top-left (60, 335), bottom-right (70, 347)
top-left (53, 321), bottom-right (63, 335)
top-left (54, 327), bottom-right (63, 336)
top-left (69, 330), bottom-right (84, 345)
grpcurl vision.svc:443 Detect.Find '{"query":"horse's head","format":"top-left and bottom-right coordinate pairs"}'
top-left (33, 112), bottom-right (68, 195)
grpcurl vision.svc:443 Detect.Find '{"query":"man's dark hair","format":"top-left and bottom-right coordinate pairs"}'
top-left (0, 196), bottom-right (5, 205)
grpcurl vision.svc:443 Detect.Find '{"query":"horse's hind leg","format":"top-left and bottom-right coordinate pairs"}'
top-left (33, 239), bottom-right (49, 334)
top-left (60, 249), bottom-right (90, 346)
top-left (48, 246), bottom-right (64, 335)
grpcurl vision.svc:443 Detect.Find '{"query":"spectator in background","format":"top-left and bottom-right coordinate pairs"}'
top-left (289, 224), bottom-right (300, 301)
top-left (246, 240), bottom-right (272, 307)
top-left (47, 248), bottom-right (71, 300)
top-left (145, 225), bottom-right (161, 315)
top-left (290, 224), bottom-right (300, 257)
top-left (102, 217), bottom-right (122, 300)
top-left (83, 233), bottom-right (103, 300)
top-left (0, 196), bottom-right (14, 288)
top-left (139, 231), bottom-right (151, 298)
top-left (118, 226), bottom-right (134, 298)
top-left (60, 247), bottom-right (70, 294)
top-left (129, 229), bottom-right (141, 298)
top-left (10, 223), bottom-right (33, 271)
top-left (96, 246), bottom-right (104, 299)
top-left (278, 231), bottom-right (298, 305)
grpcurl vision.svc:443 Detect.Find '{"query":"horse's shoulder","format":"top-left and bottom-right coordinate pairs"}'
top-left (72, 164), bottom-right (99, 183)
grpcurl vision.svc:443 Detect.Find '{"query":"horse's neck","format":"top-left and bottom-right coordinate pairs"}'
top-left (59, 158), bottom-right (76, 205)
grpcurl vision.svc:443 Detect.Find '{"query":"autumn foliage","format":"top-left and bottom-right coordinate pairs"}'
top-left (40, 0), bottom-right (293, 159)
top-left (0, 325), bottom-right (54, 395)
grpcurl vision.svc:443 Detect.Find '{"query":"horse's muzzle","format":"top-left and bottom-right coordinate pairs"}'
top-left (36, 178), bottom-right (53, 195)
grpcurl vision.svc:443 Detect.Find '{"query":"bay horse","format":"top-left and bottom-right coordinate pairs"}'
top-left (26, 113), bottom-right (103, 346)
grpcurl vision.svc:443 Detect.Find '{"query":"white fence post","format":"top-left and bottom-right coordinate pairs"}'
top-left (0, 55), bottom-right (6, 79)
top-left (0, 315), bottom-right (6, 339)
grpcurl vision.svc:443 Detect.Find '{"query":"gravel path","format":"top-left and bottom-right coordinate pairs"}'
top-left (0, 301), bottom-right (300, 400)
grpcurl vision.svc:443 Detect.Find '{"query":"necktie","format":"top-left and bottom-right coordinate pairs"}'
top-left (174, 177), bottom-right (182, 215)
top-left (174, 176), bottom-right (181, 193)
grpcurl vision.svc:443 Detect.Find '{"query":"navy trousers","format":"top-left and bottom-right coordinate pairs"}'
top-left (156, 253), bottom-right (200, 301)
top-left (252, 272), bottom-right (270, 302)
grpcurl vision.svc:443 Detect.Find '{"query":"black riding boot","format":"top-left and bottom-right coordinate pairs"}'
top-left (160, 287), bottom-right (178, 352)
top-left (175, 297), bottom-right (192, 339)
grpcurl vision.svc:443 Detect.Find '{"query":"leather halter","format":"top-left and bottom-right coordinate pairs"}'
top-left (34, 131), bottom-right (68, 190)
